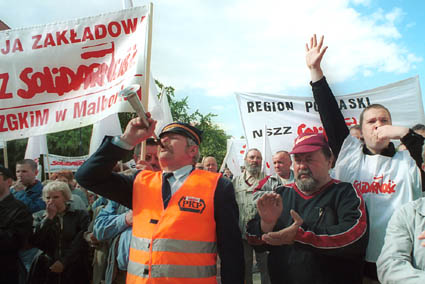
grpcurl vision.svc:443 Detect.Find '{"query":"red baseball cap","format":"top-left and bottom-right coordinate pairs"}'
top-left (290, 133), bottom-right (329, 154)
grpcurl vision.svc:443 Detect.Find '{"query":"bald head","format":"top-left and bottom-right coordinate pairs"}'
top-left (203, 156), bottom-right (218, 173)
top-left (273, 151), bottom-right (292, 179)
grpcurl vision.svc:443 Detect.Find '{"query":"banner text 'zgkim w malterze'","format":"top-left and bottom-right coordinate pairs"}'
top-left (0, 6), bottom-right (149, 141)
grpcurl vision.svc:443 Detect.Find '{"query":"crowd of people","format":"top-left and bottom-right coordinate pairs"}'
top-left (1, 34), bottom-right (425, 284)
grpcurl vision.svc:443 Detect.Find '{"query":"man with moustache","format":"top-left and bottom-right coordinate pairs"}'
top-left (233, 149), bottom-right (270, 284)
top-left (76, 118), bottom-right (244, 284)
top-left (92, 138), bottom-right (161, 284)
top-left (247, 133), bottom-right (369, 284)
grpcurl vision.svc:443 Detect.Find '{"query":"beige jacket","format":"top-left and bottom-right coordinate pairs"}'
top-left (233, 170), bottom-right (266, 238)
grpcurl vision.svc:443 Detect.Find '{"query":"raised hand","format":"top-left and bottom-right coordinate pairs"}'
top-left (46, 202), bottom-right (58, 220)
top-left (262, 210), bottom-right (303, 245)
top-left (305, 34), bottom-right (328, 82)
top-left (375, 125), bottom-right (409, 141)
top-left (125, 210), bottom-right (133, 226)
top-left (13, 181), bottom-right (25, 191)
top-left (121, 113), bottom-right (157, 147)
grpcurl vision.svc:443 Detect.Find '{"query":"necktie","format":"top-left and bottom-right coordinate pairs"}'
top-left (162, 172), bottom-right (174, 208)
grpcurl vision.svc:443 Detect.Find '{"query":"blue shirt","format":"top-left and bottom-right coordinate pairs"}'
top-left (91, 195), bottom-right (108, 210)
top-left (11, 180), bottom-right (45, 213)
top-left (165, 165), bottom-right (193, 195)
top-left (93, 200), bottom-right (131, 270)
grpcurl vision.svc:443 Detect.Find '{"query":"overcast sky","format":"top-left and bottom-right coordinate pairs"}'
top-left (2, 0), bottom-right (424, 138)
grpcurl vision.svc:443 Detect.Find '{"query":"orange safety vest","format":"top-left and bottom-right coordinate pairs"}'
top-left (127, 169), bottom-right (220, 284)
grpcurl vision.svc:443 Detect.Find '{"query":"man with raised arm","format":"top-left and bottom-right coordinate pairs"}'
top-left (306, 34), bottom-right (423, 282)
top-left (76, 116), bottom-right (244, 284)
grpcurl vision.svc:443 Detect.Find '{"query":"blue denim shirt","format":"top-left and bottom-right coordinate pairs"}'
top-left (93, 200), bottom-right (131, 270)
top-left (11, 180), bottom-right (45, 213)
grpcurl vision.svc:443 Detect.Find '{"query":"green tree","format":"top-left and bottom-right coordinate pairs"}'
top-left (0, 138), bottom-right (27, 173)
top-left (47, 125), bottom-right (92, 156)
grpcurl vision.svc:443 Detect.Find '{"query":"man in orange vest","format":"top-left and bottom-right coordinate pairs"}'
top-left (76, 115), bottom-right (245, 284)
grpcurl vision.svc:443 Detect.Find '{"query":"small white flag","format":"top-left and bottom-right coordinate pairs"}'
top-left (25, 135), bottom-right (49, 160)
top-left (262, 125), bottom-right (275, 176)
top-left (155, 90), bottom-right (174, 135)
top-left (89, 114), bottom-right (123, 156)
top-left (224, 140), bottom-right (243, 177)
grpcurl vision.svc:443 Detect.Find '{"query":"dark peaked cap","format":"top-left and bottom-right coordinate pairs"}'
top-left (159, 122), bottom-right (203, 145)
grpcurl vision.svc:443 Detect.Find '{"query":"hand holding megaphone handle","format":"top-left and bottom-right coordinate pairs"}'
top-left (125, 93), bottom-right (150, 128)
top-left (119, 85), bottom-right (164, 148)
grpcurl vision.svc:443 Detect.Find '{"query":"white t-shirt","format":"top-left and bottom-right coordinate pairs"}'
top-left (332, 135), bottom-right (422, 262)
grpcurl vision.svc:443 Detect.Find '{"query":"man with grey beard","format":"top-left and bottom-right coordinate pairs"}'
top-left (233, 149), bottom-right (270, 284)
top-left (247, 133), bottom-right (369, 284)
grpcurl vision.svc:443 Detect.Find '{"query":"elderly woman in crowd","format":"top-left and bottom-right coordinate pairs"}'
top-left (30, 181), bottom-right (90, 284)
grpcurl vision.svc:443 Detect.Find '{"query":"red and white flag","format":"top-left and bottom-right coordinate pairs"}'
top-left (221, 138), bottom-right (246, 177)
top-left (225, 140), bottom-right (243, 178)
top-left (262, 125), bottom-right (275, 176)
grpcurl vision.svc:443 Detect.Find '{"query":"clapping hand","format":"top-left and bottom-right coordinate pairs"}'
top-left (257, 193), bottom-right (283, 225)
top-left (262, 210), bottom-right (303, 245)
top-left (257, 193), bottom-right (283, 233)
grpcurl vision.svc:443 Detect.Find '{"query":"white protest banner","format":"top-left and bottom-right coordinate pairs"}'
top-left (0, 6), bottom-right (150, 141)
top-left (42, 153), bottom-right (89, 173)
top-left (236, 76), bottom-right (424, 154)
